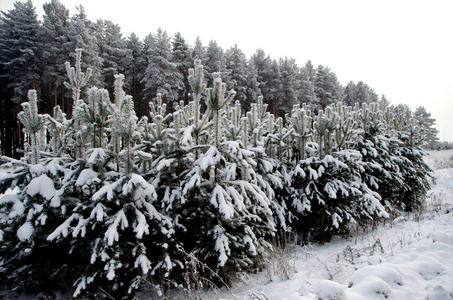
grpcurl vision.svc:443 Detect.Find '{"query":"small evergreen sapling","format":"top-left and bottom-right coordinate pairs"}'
top-left (0, 157), bottom-right (81, 295)
top-left (46, 105), bottom-right (72, 157)
top-left (64, 48), bottom-right (92, 105)
top-left (178, 72), bottom-right (276, 283)
top-left (17, 90), bottom-right (45, 165)
top-left (65, 49), bottom-right (93, 159)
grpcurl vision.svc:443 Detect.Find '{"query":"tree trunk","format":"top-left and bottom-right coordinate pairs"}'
top-left (54, 67), bottom-right (58, 108)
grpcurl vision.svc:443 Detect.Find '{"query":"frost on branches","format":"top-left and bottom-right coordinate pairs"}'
top-left (0, 53), bottom-right (432, 298)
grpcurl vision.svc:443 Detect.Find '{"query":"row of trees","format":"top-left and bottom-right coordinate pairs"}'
top-left (0, 49), bottom-right (432, 298)
top-left (0, 0), bottom-right (439, 159)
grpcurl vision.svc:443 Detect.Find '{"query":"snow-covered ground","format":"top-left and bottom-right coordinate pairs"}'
top-left (194, 151), bottom-right (453, 300)
top-left (424, 149), bottom-right (453, 170)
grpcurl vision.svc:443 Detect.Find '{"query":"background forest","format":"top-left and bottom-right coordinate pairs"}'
top-left (0, 0), bottom-right (441, 299)
top-left (0, 0), bottom-right (441, 159)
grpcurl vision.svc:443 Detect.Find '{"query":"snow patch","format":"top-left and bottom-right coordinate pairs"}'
top-left (26, 174), bottom-right (56, 200)
top-left (76, 168), bottom-right (98, 186)
top-left (316, 280), bottom-right (349, 300)
top-left (29, 164), bottom-right (45, 177)
top-left (17, 221), bottom-right (34, 242)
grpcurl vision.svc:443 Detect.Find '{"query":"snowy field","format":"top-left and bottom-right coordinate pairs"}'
top-left (161, 150), bottom-right (453, 300)
top-left (424, 149), bottom-right (453, 170)
top-left (230, 170), bottom-right (453, 300)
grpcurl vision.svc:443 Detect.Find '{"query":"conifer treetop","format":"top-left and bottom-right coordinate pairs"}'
top-left (18, 90), bottom-right (45, 164)
top-left (64, 48), bottom-right (92, 103)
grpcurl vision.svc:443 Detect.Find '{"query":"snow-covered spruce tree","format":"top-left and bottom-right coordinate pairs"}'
top-left (177, 70), bottom-right (276, 284)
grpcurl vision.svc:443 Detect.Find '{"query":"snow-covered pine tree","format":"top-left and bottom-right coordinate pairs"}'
top-left (243, 96), bottom-right (289, 233)
top-left (64, 48), bottom-right (92, 106)
top-left (39, 0), bottom-right (71, 109)
top-left (125, 32), bottom-right (145, 115)
top-left (178, 70), bottom-right (276, 283)
top-left (66, 6), bottom-right (102, 89)
top-left (46, 73), bottom-right (174, 298)
top-left (0, 0), bottom-right (40, 106)
top-left (386, 107), bottom-right (432, 211)
top-left (225, 45), bottom-right (249, 105)
top-left (298, 61), bottom-right (318, 107)
top-left (17, 90), bottom-right (45, 164)
top-left (188, 58), bottom-right (207, 160)
top-left (172, 32), bottom-right (193, 104)
top-left (111, 74), bottom-right (139, 174)
top-left (277, 57), bottom-right (299, 116)
top-left (332, 102), bottom-right (357, 151)
top-left (141, 95), bottom-right (197, 287)
top-left (413, 106), bottom-right (439, 149)
top-left (286, 102), bottom-right (388, 241)
top-left (141, 28), bottom-right (184, 108)
top-left (0, 157), bottom-right (82, 295)
top-left (47, 153), bottom-right (173, 298)
top-left (205, 40), bottom-right (229, 86)
top-left (95, 19), bottom-right (131, 96)
top-left (206, 72), bottom-right (236, 148)
top-left (286, 103), bottom-right (313, 162)
top-left (314, 65), bottom-right (343, 110)
top-left (250, 50), bottom-right (277, 114)
top-left (313, 107), bottom-right (338, 158)
top-left (288, 148), bottom-right (388, 241)
top-left (352, 103), bottom-right (405, 213)
top-left (64, 48), bottom-right (93, 159)
top-left (84, 87), bottom-right (112, 149)
top-left (0, 91), bottom-right (82, 294)
top-left (45, 105), bottom-right (72, 157)
top-left (244, 59), bottom-right (261, 112)
top-left (342, 81), bottom-right (378, 107)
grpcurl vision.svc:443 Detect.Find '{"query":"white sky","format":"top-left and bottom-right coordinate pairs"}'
top-left (2, 0), bottom-right (453, 141)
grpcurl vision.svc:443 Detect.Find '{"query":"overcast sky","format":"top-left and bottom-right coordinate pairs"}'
top-left (2, 0), bottom-right (453, 141)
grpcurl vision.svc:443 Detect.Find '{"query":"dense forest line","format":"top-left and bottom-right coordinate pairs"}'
top-left (0, 0), bottom-right (439, 159)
